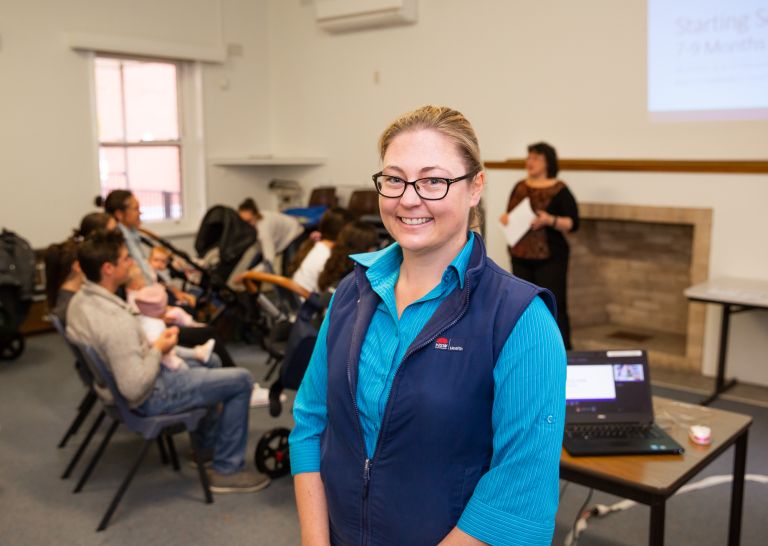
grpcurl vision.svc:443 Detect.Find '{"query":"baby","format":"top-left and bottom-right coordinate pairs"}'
top-left (147, 246), bottom-right (199, 307)
top-left (127, 265), bottom-right (202, 327)
top-left (127, 266), bottom-right (214, 371)
top-left (137, 309), bottom-right (215, 370)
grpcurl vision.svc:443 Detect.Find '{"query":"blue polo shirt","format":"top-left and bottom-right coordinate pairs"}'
top-left (290, 233), bottom-right (565, 545)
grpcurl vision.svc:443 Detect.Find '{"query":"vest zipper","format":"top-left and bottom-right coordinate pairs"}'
top-left (348, 273), bottom-right (374, 545)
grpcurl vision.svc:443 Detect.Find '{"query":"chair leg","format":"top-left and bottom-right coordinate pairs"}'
top-left (189, 433), bottom-right (213, 504)
top-left (263, 357), bottom-right (282, 382)
top-left (156, 437), bottom-right (169, 464)
top-left (58, 390), bottom-right (98, 448)
top-left (74, 419), bottom-right (119, 493)
top-left (61, 409), bottom-right (105, 479)
top-left (165, 434), bottom-right (180, 471)
top-left (97, 438), bottom-right (152, 532)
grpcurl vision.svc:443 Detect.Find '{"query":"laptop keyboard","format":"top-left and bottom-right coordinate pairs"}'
top-left (565, 424), bottom-right (664, 441)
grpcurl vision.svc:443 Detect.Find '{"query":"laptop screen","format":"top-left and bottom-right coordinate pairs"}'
top-left (566, 350), bottom-right (655, 424)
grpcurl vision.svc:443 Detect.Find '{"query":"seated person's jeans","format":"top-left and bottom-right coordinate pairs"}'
top-left (136, 355), bottom-right (253, 474)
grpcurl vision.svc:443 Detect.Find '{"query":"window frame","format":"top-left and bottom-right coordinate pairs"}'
top-left (87, 52), bottom-right (206, 237)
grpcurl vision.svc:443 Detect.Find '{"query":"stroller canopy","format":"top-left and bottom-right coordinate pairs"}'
top-left (195, 205), bottom-right (257, 263)
top-left (194, 205), bottom-right (257, 287)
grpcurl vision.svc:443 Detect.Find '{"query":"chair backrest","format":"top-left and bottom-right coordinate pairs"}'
top-left (347, 190), bottom-right (379, 219)
top-left (50, 314), bottom-right (94, 387)
top-left (308, 186), bottom-right (338, 208)
top-left (77, 344), bottom-right (143, 428)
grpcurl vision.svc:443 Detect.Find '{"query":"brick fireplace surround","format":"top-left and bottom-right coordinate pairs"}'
top-left (568, 203), bottom-right (712, 373)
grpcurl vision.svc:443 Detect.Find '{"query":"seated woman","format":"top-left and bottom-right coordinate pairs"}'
top-left (77, 211), bottom-right (117, 238)
top-left (45, 238), bottom-right (82, 325)
top-left (238, 197), bottom-right (305, 273)
top-left (288, 207), bottom-right (352, 293)
top-left (317, 221), bottom-right (380, 294)
top-left (97, 189), bottom-right (154, 284)
top-left (44, 212), bottom-right (117, 323)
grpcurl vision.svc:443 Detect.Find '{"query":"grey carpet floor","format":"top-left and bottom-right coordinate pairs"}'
top-left (1, 333), bottom-right (766, 545)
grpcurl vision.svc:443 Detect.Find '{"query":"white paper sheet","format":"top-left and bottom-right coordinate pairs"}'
top-left (498, 197), bottom-right (536, 247)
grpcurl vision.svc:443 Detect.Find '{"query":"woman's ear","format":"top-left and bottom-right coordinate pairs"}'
top-left (468, 171), bottom-right (485, 207)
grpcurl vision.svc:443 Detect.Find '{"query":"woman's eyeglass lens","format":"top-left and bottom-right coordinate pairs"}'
top-left (372, 171), bottom-right (477, 201)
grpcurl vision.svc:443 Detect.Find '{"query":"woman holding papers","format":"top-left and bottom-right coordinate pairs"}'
top-left (499, 142), bottom-right (579, 349)
top-left (290, 106), bottom-right (566, 546)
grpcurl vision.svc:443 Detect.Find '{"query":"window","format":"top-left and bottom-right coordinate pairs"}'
top-left (94, 56), bottom-right (191, 222)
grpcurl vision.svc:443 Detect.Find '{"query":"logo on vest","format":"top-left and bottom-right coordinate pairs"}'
top-left (434, 337), bottom-right (464, 351)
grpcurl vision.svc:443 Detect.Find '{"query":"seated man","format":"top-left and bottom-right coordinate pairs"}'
top-left (66, 229), bottom-right (269, 494)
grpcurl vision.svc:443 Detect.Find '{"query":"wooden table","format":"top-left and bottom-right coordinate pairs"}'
top-left (560, 397), bottom-right (752, 546)
top-left (685, 277), bottom-right (768, 405)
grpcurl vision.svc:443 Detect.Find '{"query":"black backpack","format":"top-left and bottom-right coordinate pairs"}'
top-left (0, 229), bottom-right (36, 330)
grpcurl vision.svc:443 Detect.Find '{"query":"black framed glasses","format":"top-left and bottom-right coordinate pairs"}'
top-left (372, 170), bottom-right (479, 200)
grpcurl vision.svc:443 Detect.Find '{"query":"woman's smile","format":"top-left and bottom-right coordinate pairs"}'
top-left (398, 216), bottom-right (433, 226)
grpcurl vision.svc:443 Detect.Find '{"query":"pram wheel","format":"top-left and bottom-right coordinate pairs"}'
top-left (255, 427), bottom-right (291, 478)
top-left (0, 333), bottom-right (24, 360)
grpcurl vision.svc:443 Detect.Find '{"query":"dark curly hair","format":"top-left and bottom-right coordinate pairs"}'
top-left (288, 207), bottom-right (353, 275)
top-left (44, 239), bottom-right (80, 308)
top-left (317, 222), bottom-right (379, 292)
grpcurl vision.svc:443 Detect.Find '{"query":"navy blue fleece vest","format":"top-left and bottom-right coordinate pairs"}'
top-left (322, 236), bottom-right (555, 546)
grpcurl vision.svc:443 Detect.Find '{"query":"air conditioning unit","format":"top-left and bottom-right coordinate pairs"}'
top-left (315, 0), bottom-right (417, 33)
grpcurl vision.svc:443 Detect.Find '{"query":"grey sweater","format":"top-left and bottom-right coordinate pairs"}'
top-left (66, 281), bottom-right (162, 407)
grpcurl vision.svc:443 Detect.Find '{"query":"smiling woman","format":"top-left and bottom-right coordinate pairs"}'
top-left (289, 105), bottom-right (568, 546)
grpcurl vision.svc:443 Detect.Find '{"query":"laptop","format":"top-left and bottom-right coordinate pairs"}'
top-left (563, 350), bottom-right (685, 456)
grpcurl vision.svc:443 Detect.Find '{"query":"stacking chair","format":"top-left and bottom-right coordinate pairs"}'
top-left (51, 315), bottom-right (98, 450)
top-left (308, 186), bottom-right (338, 208)
top-left (347, 189), bottom-right (379, 219)
top-left (52, 315), bottom-right (172, 481)
top-left (75, 344), bottom-right (213, 531)
top-left (50, 315), bottom-right (107, 481)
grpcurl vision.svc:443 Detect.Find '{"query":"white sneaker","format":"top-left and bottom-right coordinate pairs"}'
top-left (194, 339), bottom-right (216, 363)
top-left (250, 383), bottom-right (287, 408)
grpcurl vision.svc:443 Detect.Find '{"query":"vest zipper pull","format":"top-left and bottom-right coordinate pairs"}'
top-left (363, 458), bottom-right (372, 498)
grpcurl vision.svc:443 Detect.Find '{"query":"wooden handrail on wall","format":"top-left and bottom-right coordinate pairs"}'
top-left (484, 159), bottom-right (768, 174)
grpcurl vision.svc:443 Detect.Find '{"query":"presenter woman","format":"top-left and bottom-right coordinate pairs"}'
top-left (499, 142), bottom-right (579, 349)
top-left (290, 106), bottom-right (566, 546)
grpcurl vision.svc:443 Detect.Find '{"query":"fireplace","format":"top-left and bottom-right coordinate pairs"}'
top-left (568, 203), bottom-right (712, 372)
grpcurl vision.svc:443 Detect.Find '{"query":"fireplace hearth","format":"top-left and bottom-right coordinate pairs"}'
top-left (568, 203), bottom-right (711, 372)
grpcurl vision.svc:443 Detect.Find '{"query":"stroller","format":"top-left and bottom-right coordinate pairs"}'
top-left (241, 275), bottom-right (326, 478)
top-left (0, 229), bottom-right (36, 360)
top-left (139, 205), bottom-right (258, 324)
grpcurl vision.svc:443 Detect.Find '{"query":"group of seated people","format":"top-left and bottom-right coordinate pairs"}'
top-left (235, 198), bottom-right (381, 297)
top-left (45, 189), bottom-right (381, 495)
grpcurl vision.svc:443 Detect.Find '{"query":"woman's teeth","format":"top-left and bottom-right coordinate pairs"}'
top-left (400, 217), bottom-right (431, 225)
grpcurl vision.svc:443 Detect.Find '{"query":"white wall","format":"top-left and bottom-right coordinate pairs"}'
top-left (265, 0), bottom-right (768, 385)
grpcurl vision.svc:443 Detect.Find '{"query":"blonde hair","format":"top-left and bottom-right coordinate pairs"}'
top-left (150, 246), bottom-right (170, 258)
top-left (378, 105), bottom-right (483, 231)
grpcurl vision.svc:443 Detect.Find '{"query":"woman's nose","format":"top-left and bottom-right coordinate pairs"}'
top-left (399, 183), bottom-right (422, 206)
